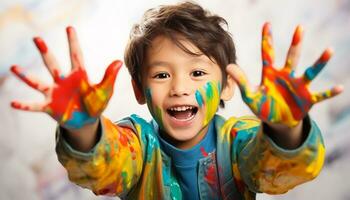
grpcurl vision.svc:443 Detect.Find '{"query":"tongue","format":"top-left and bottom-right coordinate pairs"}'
top-left (172, 110), bottom-right (193, 120)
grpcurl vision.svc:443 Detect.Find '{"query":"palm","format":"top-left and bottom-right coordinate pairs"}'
top-left (228, 23), bottom-right (342, 127)
top-left (11, 27), bottom-right (121, 129)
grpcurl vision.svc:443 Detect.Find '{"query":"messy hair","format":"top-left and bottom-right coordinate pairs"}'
top-left (124, 1), bottom-right (236, 106)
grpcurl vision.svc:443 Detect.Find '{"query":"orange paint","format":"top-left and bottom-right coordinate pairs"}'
top-left (292, 25), bottom-right (302, 46)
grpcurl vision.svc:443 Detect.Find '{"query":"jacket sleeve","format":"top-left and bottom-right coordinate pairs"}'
top-left (231, 116), bottom-right (325, 195)
top-left (55, 116), bottom-right (143, 197)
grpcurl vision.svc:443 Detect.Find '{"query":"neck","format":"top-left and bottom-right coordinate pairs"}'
top-left (160, 125), bottom-right (210, 150)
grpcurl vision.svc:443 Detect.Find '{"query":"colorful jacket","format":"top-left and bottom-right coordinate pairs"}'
top-left (56, 114), bottom-right (325, 199)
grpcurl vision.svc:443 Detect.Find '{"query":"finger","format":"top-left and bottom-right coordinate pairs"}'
top-left (33, 37), bottom-right (62, 82)
top-left (261, 22), bottom-right (275, 68)
top-left (303, 48), bottom-right (333, 83)
top-left (226, 64), bottom-right (254, 101)
top-left (10, 65), bottom-right (50, 94)
top-left (97, 60), bottom-right (123, 90)
top-left (82, 60), bottom-right (122, 117)
top-left (11, 101), bottom-right (45, 112)
top-left (66, 26), bottom-right (85, 70)
top-left (311, 85), bottom-right (343, 104)
top-left (284, 25), bottom-right (303, 72)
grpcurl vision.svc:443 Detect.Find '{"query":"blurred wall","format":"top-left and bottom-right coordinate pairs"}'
top-left (0, 0), bottom-right (349, 199)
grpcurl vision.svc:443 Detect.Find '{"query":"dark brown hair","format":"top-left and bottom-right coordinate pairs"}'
top-left (124, 1), bottom-right (236, 106)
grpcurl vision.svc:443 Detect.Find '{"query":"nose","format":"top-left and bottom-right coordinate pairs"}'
top-left (169, 76), bottom-right (191, 97)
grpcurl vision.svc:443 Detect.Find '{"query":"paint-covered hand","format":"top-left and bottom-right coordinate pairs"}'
top-left (10, 27), bottom-right (122, 129)
top-left (227, 22), bottom-right (343, 127)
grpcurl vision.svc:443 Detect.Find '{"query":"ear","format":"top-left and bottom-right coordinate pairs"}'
top-left (131, 79), bottom-right (146, 105)
top-left (220, 72), bottom-right (235, 101)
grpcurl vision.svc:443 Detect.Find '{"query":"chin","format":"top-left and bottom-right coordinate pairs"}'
top-left (161, 121), bottom-right (209, 148)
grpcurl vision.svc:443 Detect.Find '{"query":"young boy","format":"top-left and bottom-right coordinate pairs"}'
top-left (10, 2), bottom-right (343, 200)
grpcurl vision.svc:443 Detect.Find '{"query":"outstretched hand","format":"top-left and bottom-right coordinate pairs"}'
top-left (227, 22), bottom-right (343, 127)
top-left (10, 27), bottom-right (122, 129)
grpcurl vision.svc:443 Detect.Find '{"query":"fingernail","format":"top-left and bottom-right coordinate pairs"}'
top-left (10, 65), bottom-right (18, 73)
top-left (321, 49), bottom-right (333, 61)
top-left (33, 37), bottom-right (48, 54)
top-left (292, 25), bottom-right (303, 46)
top-left (11, 101), bottom-right (21, 109)
top-left (263, 22), bottom-right (272, 35)
top-left (66, 26), bottom-right (74, 36)
top-left (335, 85), bottom-right (344, 93)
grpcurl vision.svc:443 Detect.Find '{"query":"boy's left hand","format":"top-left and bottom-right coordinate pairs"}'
top-left (227, 22), bottom-right (343, 127)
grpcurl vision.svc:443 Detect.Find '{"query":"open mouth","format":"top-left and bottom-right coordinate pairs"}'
top-left (166, 105), bottom-right (198, 121)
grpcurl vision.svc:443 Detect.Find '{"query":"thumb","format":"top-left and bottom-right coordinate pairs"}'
top-left (97, 60), bottom-right (123, 90)
top-left (82, 60), bottom-right (122, 117)
top-left (226, 64), bottom-right (251, 91)
top-left (226, 64), bottom-right (254, 102)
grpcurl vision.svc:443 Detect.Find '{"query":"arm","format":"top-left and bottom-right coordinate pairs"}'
top-left (11, 27), bottom-right (143, 196)
top-left (264, 121), bottom-right (303, 149)
top-left (230, 116), bottom-right (324, 195)
top-left (56, 116), bottom-right (143, 197)
top-left (227, 22), bottom-right (343, 194)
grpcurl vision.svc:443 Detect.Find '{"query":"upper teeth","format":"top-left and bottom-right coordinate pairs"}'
top-left (169, 106), bottom-right (194, 111)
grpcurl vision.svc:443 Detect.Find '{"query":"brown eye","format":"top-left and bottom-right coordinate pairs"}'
top-left (153, 72), bottom-right (170, 79)
top-left (192, 70), bottom-right (206, 77)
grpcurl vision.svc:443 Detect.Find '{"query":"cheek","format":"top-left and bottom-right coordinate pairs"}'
top-left (145, 88), bottom-right (164, 126)
top-left (195, 81), bottom-right (221, 125)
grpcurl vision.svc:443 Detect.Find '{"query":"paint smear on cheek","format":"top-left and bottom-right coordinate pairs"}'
top-left (145, 88), bottom-right (163, 127)
top-left (195, 81), bottom-right (221, 126)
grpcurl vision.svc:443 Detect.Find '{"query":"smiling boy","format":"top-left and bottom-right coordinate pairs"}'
top-left (10, 2), bottom-right (342, 200)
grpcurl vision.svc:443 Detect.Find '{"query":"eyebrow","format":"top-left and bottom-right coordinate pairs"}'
top-left (147, 61), bottom-right (171, 68)
top-left (147, 56), bottom-right (215, 69)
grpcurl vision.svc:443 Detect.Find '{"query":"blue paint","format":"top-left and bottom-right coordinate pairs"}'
top-left (145, 88), bottom-right (152, 103)
top-left (241, 87), bottom-right (253, 104)
top-left (304, 62), bottom-right (326, 81)
top-left (290, 70), bottom-right (295, 78)
top-left (205, 82), bottom-right (214, 100)
top-left (257, 95), bottom-right (267, 117)
top-left (64, 111), bottom-right (96, 129)
top-left (195, 90), bottom-right (204, 108)
top-left (276, 78), bottom-right (306, 113)
top-left (263, 60), bottom-right (269, 66)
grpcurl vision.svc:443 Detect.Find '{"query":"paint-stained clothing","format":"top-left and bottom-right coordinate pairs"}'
top-left (158, 119), bottom-right (217, 200)
top-left (56, 114), bottom-right (325, 199)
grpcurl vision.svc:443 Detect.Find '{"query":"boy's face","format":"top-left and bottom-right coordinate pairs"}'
top-left (137, 35), bottom-right (233, 149)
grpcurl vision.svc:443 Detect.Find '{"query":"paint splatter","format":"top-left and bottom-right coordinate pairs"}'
top-left (236, 23), bottom-right (342, 127)
top-left (11, 58), bottom-right (122, 129)
top-left (195, 81), bottom-right (221, 126)
top-left (200, 146), bottom-right (208, 157)
top-left (145, 88), bottom-right (164, 128)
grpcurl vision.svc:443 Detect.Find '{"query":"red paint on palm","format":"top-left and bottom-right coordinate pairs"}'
top-left (261, 65), bottom-right (314, 122)
top-left (45, 68), bottom-right (89, 122)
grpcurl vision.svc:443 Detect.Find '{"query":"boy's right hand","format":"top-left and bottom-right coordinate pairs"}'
top-left (10, 26), bottom-right (122, 130)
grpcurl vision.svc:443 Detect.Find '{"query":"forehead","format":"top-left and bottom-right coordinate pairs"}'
top-left (145, 35), bottom-right (216, 68)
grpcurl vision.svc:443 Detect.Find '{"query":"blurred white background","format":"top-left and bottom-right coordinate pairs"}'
top-left (0, 0), bottom-right (349, 199)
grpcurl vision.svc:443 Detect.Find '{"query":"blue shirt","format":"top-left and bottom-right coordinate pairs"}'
top-left (158, 122), bottom-right (216, 200)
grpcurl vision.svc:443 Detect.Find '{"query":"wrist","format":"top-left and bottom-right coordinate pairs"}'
top-left (263, 119), bottom-right (306, 149)
top-left (62, 118), bottom-right (100, 152)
